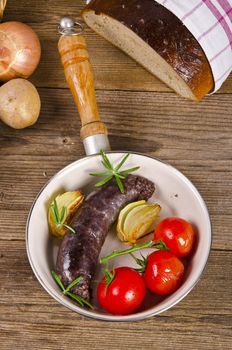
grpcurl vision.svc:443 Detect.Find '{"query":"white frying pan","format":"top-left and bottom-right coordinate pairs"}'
top-left (26, 17), bottom-right (212, 322)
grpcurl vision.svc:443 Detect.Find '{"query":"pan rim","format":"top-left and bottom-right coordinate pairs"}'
top-left (25, 151), bottom-right (212, 322)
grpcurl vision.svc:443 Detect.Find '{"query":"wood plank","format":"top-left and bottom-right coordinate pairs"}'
top-left (0, 89), bottom-right (231, 160)
top-left (0, 163), bottom-right (231, 250)
top-left (0, 89), bottom-right (231, 249)
top-left (1, 2), bottom-right (231, 349)
top-left (0, 241), bottom-right (231, 350)
top-left (2, 0), bottom-right (232, 93)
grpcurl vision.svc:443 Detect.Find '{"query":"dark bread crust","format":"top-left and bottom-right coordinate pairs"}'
top-left (83, 0), bottom-right (214, 100)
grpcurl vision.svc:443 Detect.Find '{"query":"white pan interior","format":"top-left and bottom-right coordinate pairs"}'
top-left (26, 152), bottom-right (211, 321)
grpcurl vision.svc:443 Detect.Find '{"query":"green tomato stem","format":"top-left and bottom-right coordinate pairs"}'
top-left (100, 240), bottom-right (168, 265)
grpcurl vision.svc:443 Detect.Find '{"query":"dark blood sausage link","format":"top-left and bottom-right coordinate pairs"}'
top-left (56, 174), bottom-right (155, 301)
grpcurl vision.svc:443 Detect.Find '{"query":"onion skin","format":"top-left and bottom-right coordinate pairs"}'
top-left (0, 21), bottom-right (41, 81)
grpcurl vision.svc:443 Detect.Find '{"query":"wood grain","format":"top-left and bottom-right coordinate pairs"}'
top-left (0, 241), bottom-right (231, 350)
top-left (2, 0), bottom-right (232, 93)
top-left (0, 1), bottom-right (232, 349)
top-left (58, 34), bottom-right (108, 139)
top-left (0, 89), bottom-right (231, 251)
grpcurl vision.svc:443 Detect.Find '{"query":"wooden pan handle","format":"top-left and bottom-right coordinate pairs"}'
top-left (58, 34), bottom-right (108, 140)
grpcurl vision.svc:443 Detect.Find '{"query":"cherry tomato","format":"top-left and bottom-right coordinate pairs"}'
top-left (154, 217), bottom-right (195, 257)
top-left (144, 250), bottom-right (184, 295)
top-left (97, 267), bottom-right (146, 315)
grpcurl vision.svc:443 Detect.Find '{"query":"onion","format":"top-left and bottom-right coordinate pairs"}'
top-left (0, 21), bottom-right (41, 81)
top-left (117, 200), bottom-right (161, 243)
top-left (48, 191), bottom-right (85, 238)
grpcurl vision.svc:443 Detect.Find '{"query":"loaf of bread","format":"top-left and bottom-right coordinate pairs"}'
top-left (82, 0), bottom-right (214, 101)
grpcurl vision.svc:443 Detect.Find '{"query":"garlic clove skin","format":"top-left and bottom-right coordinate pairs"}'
top-left (0, 21), bottom-right (41, 81)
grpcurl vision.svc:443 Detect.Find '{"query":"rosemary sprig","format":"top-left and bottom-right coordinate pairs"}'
top-left (51, 271), bottom-right (93, 309)
top-left (90, 150), bottom-right (140, 193)
top-left (50, 199), bottom-right (75, 234)
top-left (100, 240), bottom-right (168, 265)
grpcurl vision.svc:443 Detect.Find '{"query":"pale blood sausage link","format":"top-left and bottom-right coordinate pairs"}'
top-left (56, 174), bottom-right (155, 301)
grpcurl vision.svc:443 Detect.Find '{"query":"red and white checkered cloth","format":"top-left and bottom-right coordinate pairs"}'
top-left (86, 0), bottom-right (232, 93)
top-left (155, 0), bottom-right (232, 93)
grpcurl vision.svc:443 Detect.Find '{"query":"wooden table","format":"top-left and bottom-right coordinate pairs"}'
top-left (0, 1), bottom-right (231, 349)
